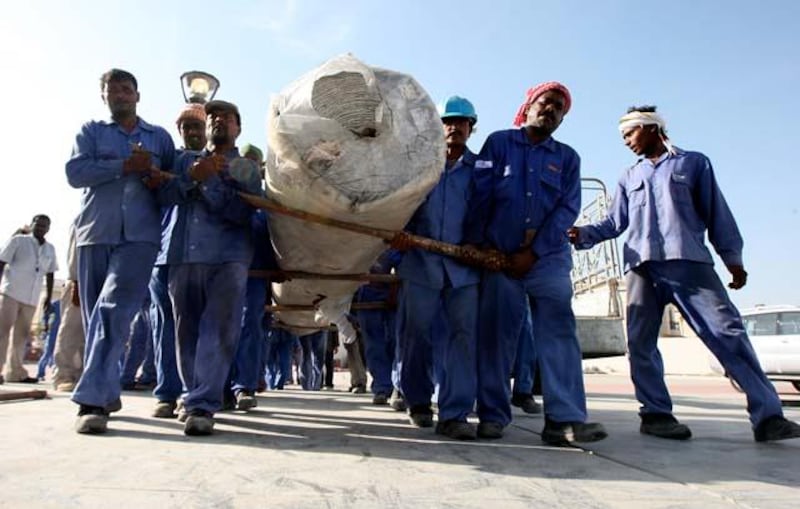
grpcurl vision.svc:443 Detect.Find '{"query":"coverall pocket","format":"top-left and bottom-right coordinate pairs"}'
top-left (669, 173), bottom-right (693, 204)
top-left (627, 179), bottom-right (646, 207)
top-left (538, 170), bottom-right (562, 211)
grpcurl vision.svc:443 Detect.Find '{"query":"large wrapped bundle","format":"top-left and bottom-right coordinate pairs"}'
top-left (266, 54), bottom-right (445, 340)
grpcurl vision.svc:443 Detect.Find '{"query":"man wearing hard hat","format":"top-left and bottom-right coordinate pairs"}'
top-left (391, 96), bottom-right (482, 441)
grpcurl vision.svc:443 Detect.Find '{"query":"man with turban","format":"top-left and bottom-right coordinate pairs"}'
top-left (465, 82), bottom-right (607, 445)
top-left (569, 105), bottom-right (800, 442)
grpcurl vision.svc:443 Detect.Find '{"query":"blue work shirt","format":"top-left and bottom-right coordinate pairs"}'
top-left (156, 147), bottom-right (263, 265)
top-left (466, 128), bottom-right (581, 270)
top-left (66, 117), bottom-right (176, 247)
top-left (355, 248), bottom-right (402, 302)
top-left (250, 209), bottom-right (280, 271)
top-left (574, 148), bottom-right (743, 271)
top-left (397, 150), bottom-right (480, 290)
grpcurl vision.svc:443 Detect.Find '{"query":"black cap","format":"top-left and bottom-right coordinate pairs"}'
top-left (204, 100), bottom-right (241, 125)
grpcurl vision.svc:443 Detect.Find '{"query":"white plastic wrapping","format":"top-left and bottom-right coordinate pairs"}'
top-left (266, 54), bottom-right (445, 340)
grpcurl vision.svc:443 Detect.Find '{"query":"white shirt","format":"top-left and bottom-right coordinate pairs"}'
top-left (0, 234), bottom-right (58, 306)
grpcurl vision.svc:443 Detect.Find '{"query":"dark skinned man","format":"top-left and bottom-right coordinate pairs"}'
top-left (0, 215), bottom-right (58, 383)
top-left (569, 105), bottom-right (800, 442)
top-left (67, 68), bottom-right (175, 434)
top-left (391, 96), bottom-right (482, 440)
top-left (156, 100), bottom-right (262, 435)
top-left (465, 82), bottom-right (607, 445)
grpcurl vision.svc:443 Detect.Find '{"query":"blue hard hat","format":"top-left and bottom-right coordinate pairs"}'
top-left (438, 95), bottom-right (477, 124)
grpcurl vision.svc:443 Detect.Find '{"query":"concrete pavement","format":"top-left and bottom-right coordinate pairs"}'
top-left (1, 372), bottom-right (798, 509)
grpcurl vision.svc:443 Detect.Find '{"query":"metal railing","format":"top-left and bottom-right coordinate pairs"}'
top-left (571, 178), bottom-right (623, 316)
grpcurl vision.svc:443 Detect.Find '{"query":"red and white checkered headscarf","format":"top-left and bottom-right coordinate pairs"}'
top-left (512, 81), bottom-right (572, 127)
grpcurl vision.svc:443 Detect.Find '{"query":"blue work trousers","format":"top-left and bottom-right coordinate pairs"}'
top-left (169, 262), bottom-right (248, 414)
top-left (149, 265), bottom-right (183, 402)
top-left (230, 278), bottom-right (267, 394)
top-left (265, 328), bottom-right (295, 390)
top-left (36, 317), bottom-right (60, 380)
top-left (512, 308), bottom-right (537, 396)
top-left (399, 281), bottom-right (478, 422)
top-left (72, 242), bottom-right (158, 408)
top-left (357, 308), bottom-right (400, 395)
top-left (626, 261), bottom-right (783, 426)
top-left (299, 331), bottom-right (326, 391)
top-left (120, 300), bottom-right (155, 385)
top-left (478, 271), bottom-right (586, 426)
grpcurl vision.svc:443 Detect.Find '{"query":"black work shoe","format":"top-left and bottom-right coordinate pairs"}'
top-left (542, 419), bottom-right (607, 446)
top-left (235, 391), bottom-right (258, 411)
top-left (372, 392), bottom-right (389, 405)
top-left (477, 421), bottom-right (505, 439)
top-left (754, 415), bottom-right (800, 442)
top-left (184, 410), bottom-right (215, 436)
top-left (389, 389), bottom-right (407, 412)
top-left (75, 405), bottom-right (109, 434)
top-left (222, 391), bottom-right (236, 411)
top-left (640, 413), bottom-right (692, 440)
top-left (408, 405), bottom-right (434, 428)
top-left (435, 420), bottom-right (477, 440)
top-left (152, 400), bottom-right (178, 419)
top-left (511, 393), bottom-right (542, 415)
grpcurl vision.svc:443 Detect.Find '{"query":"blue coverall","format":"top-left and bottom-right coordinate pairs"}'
top-left (467, 128), bottom-right (587, 427)
top-left (398, 150), bottom-right (480, 423)
top-left (67, 117), bottom-right (175, 409)
top-left (229, 210), bottom-right (280, 396)
top-left (354, 249), bottom-right (402, 397)
top-left (574, 148), bottom-right (784, 426)
top-left (157, 148), bottom-right (261, 414)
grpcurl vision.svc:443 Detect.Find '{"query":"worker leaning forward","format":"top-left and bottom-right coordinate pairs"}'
top-left (465, 82), bottom-right (607, 445)
top-left (391, 96), bottom-right (481, 440)
top-left (156, 100), bottom-right (263, 436)
top-left (569, 105), bottom-right (800, 443)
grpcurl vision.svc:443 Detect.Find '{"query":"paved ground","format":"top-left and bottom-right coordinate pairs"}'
top-left (1, 370), bottom-right (798, 509)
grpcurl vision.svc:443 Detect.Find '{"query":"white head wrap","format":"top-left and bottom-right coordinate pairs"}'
top-left (618, 110), bottom-right (676, 155)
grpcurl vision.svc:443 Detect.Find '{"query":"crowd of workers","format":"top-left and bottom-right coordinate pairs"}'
top-left (1, 67), bottom-right (798, 445)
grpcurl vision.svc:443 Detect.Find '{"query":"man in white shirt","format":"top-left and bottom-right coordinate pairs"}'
top-left (0, 215), bottom-right (58, 383)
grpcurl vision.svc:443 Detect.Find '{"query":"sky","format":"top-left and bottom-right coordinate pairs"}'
top-left (0, 0), bottom-right (798, 309)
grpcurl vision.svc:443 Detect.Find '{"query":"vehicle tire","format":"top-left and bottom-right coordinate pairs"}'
top-left (729, 376), bottom-right (744, 393)
top-left (793, 381), bottom-right (800, 392)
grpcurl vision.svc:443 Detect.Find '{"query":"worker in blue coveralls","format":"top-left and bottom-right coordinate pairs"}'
top-left (353, 249), bottom-right (405, 408)
top-left (157, 99), bottom-right (263, 436)
top-left (227, 143), bottom-right (282, 411)
top-left (67, 68), bottom-right (175, 434)
top-left (569, 105), bottom-right (800, 443)
top-left (119, 297), bottom-right (156, 390)
top-left (264, 326), bottom-right (296, 390)
top-left (465, 82), bottom-right (606, 445)
top-left (298, 330), bottom-right (327, 391)
top-left (149, 103), bottom-right (206, 419)
top-left (35, 300), bottom-right (60, 381)
top-left (511, 307), bottom-right (541, 414)
top-left (390, 95), bottom-right (481, 441)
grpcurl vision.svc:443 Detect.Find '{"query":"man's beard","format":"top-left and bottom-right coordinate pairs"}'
top-left (211, 132), bottom-right (230, 146)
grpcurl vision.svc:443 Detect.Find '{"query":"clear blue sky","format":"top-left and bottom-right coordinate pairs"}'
top-left (1, 0), bottom-right (797, 308)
